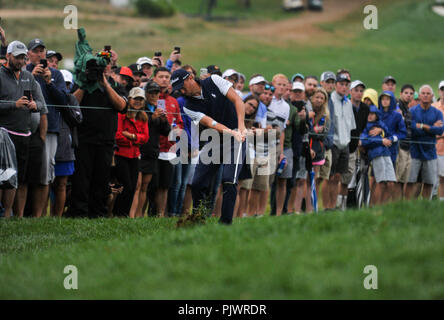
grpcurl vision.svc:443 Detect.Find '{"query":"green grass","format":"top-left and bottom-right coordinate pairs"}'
top-left (1, 201), bottom-right (444, 299)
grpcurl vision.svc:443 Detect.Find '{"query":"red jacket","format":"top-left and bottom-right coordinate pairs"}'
top-left (158, 92), bottom-right (184, 153)
top-left (115, 113), bottom-right (149, 158)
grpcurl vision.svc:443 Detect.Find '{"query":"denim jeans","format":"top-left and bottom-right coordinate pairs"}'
top-left (168, 163), bottom-right (192, 215)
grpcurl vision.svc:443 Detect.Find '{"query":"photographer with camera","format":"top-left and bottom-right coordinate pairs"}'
top-left (66, 40), bottom-right (128, 218)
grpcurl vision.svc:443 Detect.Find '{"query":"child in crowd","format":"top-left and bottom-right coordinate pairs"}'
top-left (360, 105), bottom-right (396, 205)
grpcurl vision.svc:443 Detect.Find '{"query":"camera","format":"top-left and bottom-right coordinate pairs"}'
top-left (85, 59), bottom-right (105, 83)
top-left (154, 51), bottom-right (162, 57)
top-left (104, 45), bottom-right (111, 52)
top-left (174, 46), bottom-right (181, 54)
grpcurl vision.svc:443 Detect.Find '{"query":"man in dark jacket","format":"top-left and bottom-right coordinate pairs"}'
top-left (65, 61), bottom-right (127, 218)
top-left (26, 38), bottom-right (68, 217)
top-left (171, 69), bottom-right (246, 225)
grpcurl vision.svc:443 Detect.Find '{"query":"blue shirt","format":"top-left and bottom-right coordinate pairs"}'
top-left (410, 104), bottom-right (444, 160)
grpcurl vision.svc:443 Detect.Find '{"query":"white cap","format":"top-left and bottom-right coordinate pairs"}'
top-left (249, 76), bottom-right (266, 86)
top-left (222, 69), bottom-right (238, 79)
top-left (439, 81), bottom-right (444, 90)
top-left (128, 87), bottom-right (146, 99)
top-left (351, 80), bottom-right (366, 90)
top-left (292, 81), bottom-right (305, 91)
top-left (136, 57), bottom-right (153, 67)
top-left (7, 41), bottom-right (28, 56)
top-left (60, 69), bottom-right (73, 84)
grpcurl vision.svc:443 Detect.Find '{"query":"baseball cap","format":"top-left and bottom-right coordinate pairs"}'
top-left (439, 81), bottom-right (444, 90)
top-left (46, 50), bottom-right (63, 61)
top-left (350, 80), bottom-right (366, 90)
top-left (128, 87), bottom-right (146, 99)
top-left (137, 57), bottom-right (153, 67)
top-left (383, 76), bottom-right (396, 84)
top-left (320, 71), bottom-right (336, 82)
top-left (238, 73), bottom-right (246, 81)
top-left (27, 38), bottom-right (46, 51)
top-left (171, 69), bottom-right (190, 92)
top-left (336, 73), bottom-right (351, 83)
top-left (207, 65), bottom-right (221, 76)
top-left (128, 63), bottom-right (143, 76)
top-left (380, 91), bottom-right (392, 98)
top-left (119, 66), bottom-right (134, 80)
top-left (144, 80), bottom-right (161, 93)
top-left (222, 69), bottom-right (238, 79)
top-left (249, 76), bottom-right (266, 86)
top-left (292, 81), bottom-right (305, 91)
top-left (7, 41), bottom-right (28, 57)
top-left (291, 73), bottom-right (305, 82)
top-left (60, 69), bottom-right (73, 84)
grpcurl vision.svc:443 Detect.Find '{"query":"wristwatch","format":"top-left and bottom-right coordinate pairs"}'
top-left (420, 123), bottom-right (424, 130)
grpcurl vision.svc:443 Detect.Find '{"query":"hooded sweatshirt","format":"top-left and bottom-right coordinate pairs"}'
top-left (362, 88), bottom-right (379, 108)
top-left (378, 90), bottom-right (407, 163)
top-left (360, 105), bottom-right (392, 161)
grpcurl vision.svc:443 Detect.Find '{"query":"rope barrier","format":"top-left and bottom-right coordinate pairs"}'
top-left (1, 100), bottom-right (442, 146)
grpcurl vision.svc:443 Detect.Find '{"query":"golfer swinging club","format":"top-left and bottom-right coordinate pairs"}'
top-left (170, 69), bottom-right (247, 224)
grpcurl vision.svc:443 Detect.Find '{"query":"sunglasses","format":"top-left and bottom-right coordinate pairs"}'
top-left (265, 84), bottom-right (275, 92)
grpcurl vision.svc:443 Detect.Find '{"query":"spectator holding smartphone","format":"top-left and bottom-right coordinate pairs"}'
top-left (0, 40), bottom-right (45, 217)
top-left (26, 38), bottom-right (68, 217)
top-left (132, 81), bottom-right (171, 218)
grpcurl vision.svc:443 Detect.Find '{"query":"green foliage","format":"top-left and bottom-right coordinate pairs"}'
top-left (134, 0), bottom-right (176, 18)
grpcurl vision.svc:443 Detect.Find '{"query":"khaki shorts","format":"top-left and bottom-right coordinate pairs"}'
top-left (317, 149), bottom-right (332, 180)
top-left (341, 150), bottom-right (357, 185)
top-left (396, 147), bottom-right (412, 183)
top-left (241, 155), bottom-right (276, 191)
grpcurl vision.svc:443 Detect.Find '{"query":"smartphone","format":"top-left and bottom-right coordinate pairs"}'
top-left (154, 51), bottom-right (162, 57)
top-left (40, 59), bottom-right (47, 68)
top-left (23, 90), bottom-right (32, 100)
top-left (104, 45), bottom-right (111, 51)
top-left (200, 68), bottom-right (208, 77)
top-left (174, 46), bottom-right (180, 54)
top-left (157, 99), bottom-right (166, 110)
